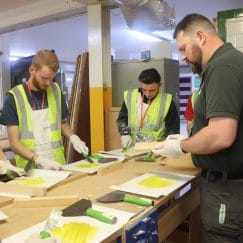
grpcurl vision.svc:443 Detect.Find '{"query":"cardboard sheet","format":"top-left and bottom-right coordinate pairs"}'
top-left (111, 171), bottom-right (195, 198)
top-left (2, 205), bottom-right (135, 243)
top-left (63, 154), bottom-right (125, 174)
top-left (7, 169), bottom-right (71, 189)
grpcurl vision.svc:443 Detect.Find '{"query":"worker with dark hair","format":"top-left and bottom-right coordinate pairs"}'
top-left (117, 68), bottom-right (179, 148)
top-left (153, 13), bottom-right (243, 242)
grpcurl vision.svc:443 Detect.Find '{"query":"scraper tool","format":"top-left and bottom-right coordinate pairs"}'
top-left (62, 199), bottom-right (117, 224)
top-left (97, 191), bottom-right (154, 206)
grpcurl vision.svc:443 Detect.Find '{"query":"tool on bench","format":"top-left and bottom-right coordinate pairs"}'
top-left (135, 151), bottom-right (156, 162)
top-left (83, 153), bottom-right (94, 163)
top-left (40, 208), bottom-right (62, 239)
top-left (83, 153), bottom-right (118, 164)
top-left (62, 198), bottom-right (117, 224)
top-left (97, 191), bottom-right (154, 206)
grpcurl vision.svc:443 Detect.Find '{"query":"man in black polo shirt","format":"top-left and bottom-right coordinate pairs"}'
top-left (153, 14), bottom-right (243, 242)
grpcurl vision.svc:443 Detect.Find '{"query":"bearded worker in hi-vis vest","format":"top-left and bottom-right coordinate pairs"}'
top-left (0, 50), bottom-right (88, 170)
top-left (117, 68), bottom-right (179, 149)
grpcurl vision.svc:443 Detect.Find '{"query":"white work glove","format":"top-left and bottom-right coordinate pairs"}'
top-left (152, 134), bottom-right (188, 159)
top-left (35, 156), bottom-right (62, 170)
top-left (69, 135), bottom-right (89, 154)
top-left (0, 160), bottom-right (25, 176)
top-left (121, 135), bottom-right (133, 148)
top-left (25, 233), bottom-right (56, 243)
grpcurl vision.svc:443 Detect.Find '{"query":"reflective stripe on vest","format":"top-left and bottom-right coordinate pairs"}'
top-left (124, 89), bottom-right (172, 140)
top-left (9, 83), bottom-right (66, 168)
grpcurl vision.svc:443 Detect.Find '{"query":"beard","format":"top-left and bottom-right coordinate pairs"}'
top-left (31, 75), bottom-right (45, 91)
top-left (190, 45), bottom-right (203, 74)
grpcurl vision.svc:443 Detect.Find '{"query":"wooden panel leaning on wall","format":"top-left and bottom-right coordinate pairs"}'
top-left (104, 107), bottom-right (122, 151)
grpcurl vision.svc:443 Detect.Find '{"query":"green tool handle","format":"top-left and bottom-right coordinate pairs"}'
top-left (144, 152), bottom-right (153, 159)
top-left (90, 154), bottom-right (103, 160)
top-left (40, 230), bottom-right (51, 239)
top-left (124, 194), bottom-right (153, 206)
top-left (86, 208), bottom-right (117, 224)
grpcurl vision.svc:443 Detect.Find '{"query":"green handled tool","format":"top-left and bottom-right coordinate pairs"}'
top-left (135, 151), bottom-right (155, 162)
top-left (97, 191), bottom-right (154, 206)
top-left (83, 153), bottom-right (94, 163)
top-left (89, 154), bottom-right (118, 164)
top-left (62, 199), bottom-right (117, 224)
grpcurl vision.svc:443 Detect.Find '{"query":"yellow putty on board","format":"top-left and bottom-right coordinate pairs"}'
top-left (52, 222), bottom-right (99, 243)
top-left (138, 175), bottom-right (175, 188)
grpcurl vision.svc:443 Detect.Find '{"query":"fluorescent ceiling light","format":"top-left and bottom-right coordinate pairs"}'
top-left (152, 30), bottom-right (174, 41)
top-left (10, 56), bottom-right (20, 61)
top-left (128, 30), bottom-right (162, 42)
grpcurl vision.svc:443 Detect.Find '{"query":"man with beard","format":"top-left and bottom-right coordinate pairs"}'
top-left (0, 50), bottom-right (88, 170)
top-left (153, 14), bottom-right (243, 242)
top-left (117, 68), bottom-right (179, 149)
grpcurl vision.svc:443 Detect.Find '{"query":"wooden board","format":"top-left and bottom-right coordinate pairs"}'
top-left (0, 196), bottom-right (13, 207)
top-left (13, 195), bottom-right (80, 208)
top-left (0, 182), bottom-right (46, 197)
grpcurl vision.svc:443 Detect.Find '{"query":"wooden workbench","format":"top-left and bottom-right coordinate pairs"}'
top-left (0, 154), bottom-right (201, 242)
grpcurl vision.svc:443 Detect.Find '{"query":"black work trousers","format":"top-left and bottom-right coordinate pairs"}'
top-left (200, 174), bottom-right (243, 243)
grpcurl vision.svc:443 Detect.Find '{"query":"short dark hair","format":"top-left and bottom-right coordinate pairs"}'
top-left (138, 68), bottom-right (161, 84)
top-left (173, 13), bottom-right (216, 39)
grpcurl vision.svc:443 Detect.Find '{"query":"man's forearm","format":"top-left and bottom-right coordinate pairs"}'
top-left (10, 141), bottom-right (37, 161)
top-left (61, 121), bottom-right (74, 138)
top-left (181, 126), bottom-right (234, 154)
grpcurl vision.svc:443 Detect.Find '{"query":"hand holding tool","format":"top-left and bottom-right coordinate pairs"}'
top-left (35, 156), bottom-right (62, 170)
top-left (152, 134), bottom-right (187, 159)
top-left (62, 199), bottom-right (117, 224)
top-left (83, 153), bottom-right (94, 163)
top-left (0, 160), bottom-right (25, 176)
top-left (97, 191), bottom-right (154, 206)
top-left (40, 208), bottom-right (62, 239)
top-left (121, 135), bottom-right (133, 149)
top-left (70, 135), bottom-right (89, 154)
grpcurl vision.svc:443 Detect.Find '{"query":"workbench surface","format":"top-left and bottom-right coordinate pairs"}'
top-left (0, 154), bottom-right (201, 242)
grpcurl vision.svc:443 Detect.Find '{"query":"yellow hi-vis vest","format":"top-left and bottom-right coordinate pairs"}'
top-left (124, 89), bottom-right (172, 141)
top-left (8, 82), bottom-right (66, 168)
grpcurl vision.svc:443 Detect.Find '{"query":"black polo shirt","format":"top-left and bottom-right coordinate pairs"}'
top-left (191, 43), bottom-right (243, 171)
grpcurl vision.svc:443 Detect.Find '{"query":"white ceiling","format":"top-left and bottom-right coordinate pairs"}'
top-left (0, 0), bottom-right (34, 13)
top-left (2, 0), bottom-right (243, 62)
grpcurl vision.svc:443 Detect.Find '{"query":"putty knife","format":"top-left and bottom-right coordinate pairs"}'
top-left (62, 199), bottom-right (117, 224)
top-left (97, 191), bottom-right (154, 206)
top-left (0, 160), bottom-right (32, 182)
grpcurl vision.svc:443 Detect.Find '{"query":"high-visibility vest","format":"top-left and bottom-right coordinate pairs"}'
top-left (124, 89), bottom-right (172, 141)
top-left (9, 83), bottom-right (66, 168)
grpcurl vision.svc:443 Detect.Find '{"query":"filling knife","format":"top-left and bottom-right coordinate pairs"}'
top-left (97, 191), bottom-right (154, 206)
